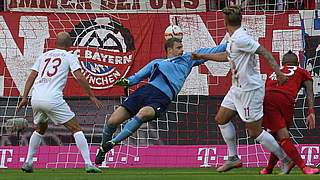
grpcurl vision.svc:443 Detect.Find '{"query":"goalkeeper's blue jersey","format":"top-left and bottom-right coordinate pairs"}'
top-left (127, 43), bottom-right (227, 100)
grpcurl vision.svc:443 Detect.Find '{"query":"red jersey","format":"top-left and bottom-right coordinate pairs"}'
top-left (304, 0), bottom-right (316, 9)
top-left (265, 65), bottom-right (312, 101)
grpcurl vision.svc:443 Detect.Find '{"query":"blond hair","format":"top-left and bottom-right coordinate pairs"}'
top-left (222, 6), bottom-right (242, 27)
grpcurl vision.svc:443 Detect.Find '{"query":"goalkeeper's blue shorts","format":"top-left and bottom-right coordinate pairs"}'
top-left (121, 84), bottom-right (171, 119)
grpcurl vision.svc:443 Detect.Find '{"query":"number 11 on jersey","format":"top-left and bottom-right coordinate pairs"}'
top-left (244, 107), bottom-right (250, 119)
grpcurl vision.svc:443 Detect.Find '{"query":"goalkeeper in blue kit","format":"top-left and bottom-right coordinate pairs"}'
top-left (95, 37), bottom-right (227, 164)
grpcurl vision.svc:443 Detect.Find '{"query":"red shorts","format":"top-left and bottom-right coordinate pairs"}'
top-left (262, 91), bottom-right (295, 133)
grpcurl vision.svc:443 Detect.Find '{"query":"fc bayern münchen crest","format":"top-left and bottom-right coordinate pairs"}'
top-left (70, 17), bottom-right (135, 89)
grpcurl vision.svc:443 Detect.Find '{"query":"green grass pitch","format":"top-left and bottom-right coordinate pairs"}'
top-left (1, 168), bottom-right (319, 180)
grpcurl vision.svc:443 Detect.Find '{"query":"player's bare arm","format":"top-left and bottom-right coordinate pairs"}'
top-left (191, 52), bottom-right (228, 62)
top-left (303, 80), bottom-right (315, 130)
top-left (73, 69), bottom-right (103, 109)
top-left (17, 70), bottom-right (38, 110)
top-left (255, 45), bottom-right (287, 85)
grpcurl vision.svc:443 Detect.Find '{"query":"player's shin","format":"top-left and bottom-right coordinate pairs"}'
top-left (255, 130), bottom-right (290, 163)
top-left (264, 133), bottom-right (279, 171)
top-left (259, 153), bottom-right (279, 174)
top-left (111, 116), bottom-right (144, 144)
top-left (279, 138), bottom-right (305, 169)
top-left (267, 152), bottom-right (279, 170)
top-left (73, 131), bottom-right (92, 166)
top-left (25, 131), bottom-right (43, 164)
top-left (218, 121), bottom-right (237, 156)
top-left (101, 124), bottom-right (117, 145)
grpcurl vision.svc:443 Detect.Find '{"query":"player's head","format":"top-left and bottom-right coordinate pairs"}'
top-left (222, 6), bottom-right (242, 28)
top-left (56, 32), bottom-right (72, 50)
top-left (282, 50), bottom-right (299, 66)
top-left (165, 37), bottom-right (183, 58)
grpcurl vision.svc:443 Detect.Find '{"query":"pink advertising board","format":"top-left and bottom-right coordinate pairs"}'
top-left (0, 145), bottom-right (318, 169)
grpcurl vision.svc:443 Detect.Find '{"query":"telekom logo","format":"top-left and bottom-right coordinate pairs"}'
top-left (197, 147), bottom-right (216, 167)
top-left (0, 149), bottom-right (13, 168)
top-left (301, 146), bottom-right (319, 166)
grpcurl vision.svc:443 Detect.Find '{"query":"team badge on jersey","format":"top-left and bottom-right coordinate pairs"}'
top-left (70, 17), bottom-right (135, 89)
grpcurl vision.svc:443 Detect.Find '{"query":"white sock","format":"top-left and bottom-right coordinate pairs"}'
top-left (73, 131), bottom-right (92, 166)
top-left (255, 130), bottom-right (287, 160)
top-left (25, 131), bottom-right (42, 164)
top-left (219, 121), bottom-right (237, 157)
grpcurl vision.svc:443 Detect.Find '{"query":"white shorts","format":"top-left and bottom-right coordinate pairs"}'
top-left (221, 86), bottom-right (264, 123)
top-left (31, 100), bottom-right (75, 125)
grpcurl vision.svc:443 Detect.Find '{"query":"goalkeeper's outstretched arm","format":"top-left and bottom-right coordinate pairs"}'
top-left (190, 43), bottom-right (228, 65)
top-left (191, 52), bottom-right (228, 62)
top-left (126, 60), bottom-right (159, 86)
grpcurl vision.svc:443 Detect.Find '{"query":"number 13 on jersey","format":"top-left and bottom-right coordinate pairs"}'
top-left (41, 58), bottom-right (62, 77)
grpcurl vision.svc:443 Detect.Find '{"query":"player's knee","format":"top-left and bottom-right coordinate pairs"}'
top-left (215, 115), bottom-right (225, 125)
top-left (247, 128), bottom-right (262, 139)
top-left (276, 128), bottom-right (290, 140)
top-left (70, 127), bottom-right (82, 135)
top-left (107, 116), bottom-right (120, 127)
top-left (215, 116), bottom-right (220, 124)
top-left (137, 107), bottom-right (155, 122)
top-left (64, 120), bottom-right (82, 134)
top-left (106, 120), bottom-right (118, 128)
top-left (107, 106), bottom-right (131, 126)
top-left (35, 129), bottom-right (45, 135)
top-left (108, 114), bottom-right (128, 126)
top-left (35, 123), bottom-right (47, 135)
top-left (71, 124), bottom-right (82, 134)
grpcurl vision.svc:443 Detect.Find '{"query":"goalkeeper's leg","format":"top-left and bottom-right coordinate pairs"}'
top-left (95, 106), bottom-right (132, 165)
top-left (96, 115), bottom-right (145, 165)
top-left (96, 106), bottom-right (155, 165)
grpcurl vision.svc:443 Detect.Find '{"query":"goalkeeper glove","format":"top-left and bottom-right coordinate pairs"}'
top-left (114, 78), bottom-right (129, 86)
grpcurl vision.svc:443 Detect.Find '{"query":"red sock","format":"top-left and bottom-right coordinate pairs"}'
top-left (267, 152), bottom-right (279, 170)
top-left (279, 138), bottom-right (306, 169)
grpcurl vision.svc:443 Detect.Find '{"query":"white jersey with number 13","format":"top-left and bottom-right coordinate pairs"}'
top-left (31, 49), bottom-right (81, 102)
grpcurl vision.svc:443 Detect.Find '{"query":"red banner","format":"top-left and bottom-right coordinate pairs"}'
top-left (6, 0), bottom-right (206, 13)
top-left (0, 11), bottom-right (305, 97)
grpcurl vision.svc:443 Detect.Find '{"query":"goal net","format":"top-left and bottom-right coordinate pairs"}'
top-left (0, 0), bottom-right (319, 169)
